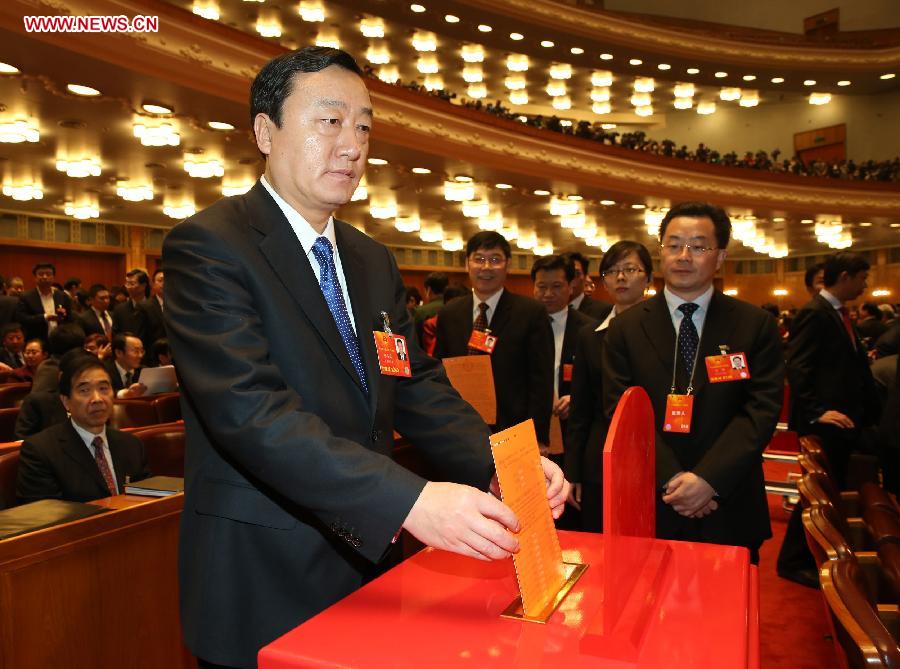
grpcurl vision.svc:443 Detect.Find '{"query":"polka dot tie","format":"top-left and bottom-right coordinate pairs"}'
top-left (311, 237), bottom-right (369, 395)
top-left (677, 302), bottom-right (700, 376)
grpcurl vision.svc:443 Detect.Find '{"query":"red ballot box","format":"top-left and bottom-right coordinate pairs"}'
top-left (259, 530), bottom-right (759, 669)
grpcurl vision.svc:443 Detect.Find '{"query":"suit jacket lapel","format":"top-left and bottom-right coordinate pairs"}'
top-left (60, 422), bottom-right (108, 491)
top-left (488, 290), bottom-right (513, 335)
top-left (640, 294), bottom-right (677, 383)
top-left (814, 294), bottom-right (857, 352)
top-left (247, 182), bottom-right (366, 394)
top-left (694, 292), bottom-right (738, 394)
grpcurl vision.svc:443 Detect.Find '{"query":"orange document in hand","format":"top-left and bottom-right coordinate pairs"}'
top-left (490, 420), bottom-right (566, 617)
top-left (442, 355), bottom-right (496, 425)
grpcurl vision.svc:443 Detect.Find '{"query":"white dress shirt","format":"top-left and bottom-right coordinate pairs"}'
top-left (471, 288), bottom-right (504, 328)
top-left (261, 175), bottom-right (357, 335)
top-left (71, 419), bottom-right (118, 492)
top-left (569, 293), bottom-right (585, 311)
top-left (548, 307), bottom-right (568, 399)
top-left (40, 290), bottom-right (57, 332)
top-left (663, 285), bottom-right (714, 338)
top-left (595, 306), bottom-right (617, 332)
top-left (819, 287), bottom-right (843, 311)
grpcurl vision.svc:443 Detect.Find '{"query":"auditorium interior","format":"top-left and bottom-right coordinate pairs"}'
top-left (1, 0), bottom-right (899, 667)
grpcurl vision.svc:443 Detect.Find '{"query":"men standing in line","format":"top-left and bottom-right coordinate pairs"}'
top-left (562, 251), bottom-right (612, 321)
top-left (163, 48), bottom-right (567, 668)
top-left (602, 202), bottom-right (783, 562)
top-left (434, 231), bottom-right (555, 447)
top-left (16, 262), bottom-right (72, 342)
top-left (141, 269), bottom-right (166, 352)
top-left (77, 284), bottom-right (114, 339)
top-left (111, 269), bottom-right (149, 339)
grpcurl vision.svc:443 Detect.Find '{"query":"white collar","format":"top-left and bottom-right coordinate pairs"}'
top-left (473, 287), bottom-right (504, 313)
top-left (596, 306), bottom-right (617, 331)
top-left (260, 175), bottom-right (336, 256)
top-left (569, 293), bottom-right (585, 310)
top-left (71, 418), bottom-right (107, 449)
top-left (549, 306), bottom-right (569, 325)
top-left (663, 284), bottom-right (714, 316)
top-left (819, 288), bottom-right (842, 310)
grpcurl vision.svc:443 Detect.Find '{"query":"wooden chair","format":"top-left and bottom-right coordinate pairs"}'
top-left (151, 393), bottom-right (181, 424)
top-left (0, 383), bottom-right (32, 409)
top-left (803, 503), bottom-right (855, 567)
top-left (821, 556), bottom-right (900, 668)
top-left (799, 471), bottom-right (869, 550)
top-left (132, 423), bottom-right (185, 477)
top-left (0, 407), bottom-right (19, 443)
top-left (0, 449), bottom-right (20, 509)
top-left (109, 400), bottom-right (159, 430)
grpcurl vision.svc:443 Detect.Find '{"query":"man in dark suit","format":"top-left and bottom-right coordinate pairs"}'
top-left (434, 231), bottom-right (555, 447)
top-left (77, 284), bottom-right (113, 338)
top-left (562, 251), bottom-right (612, 322)
top-left (16, 353), bottom-right (150, 504)
top-left (0, 279), bottom-right (17, 327)
top-left (0, 323), bottom-right (25, 369)
top-left (15, 262), bottom-right (73, 342)
top-left (103, 333), bottom-right (146, 398)
top-left (111, 269), bottom-right (149, 339)
top-left (602, 202), bottom-right (783, 563)
top-left (139, 269), bottom-right (166, 353)
top-left (163, 48), bottom-right (567, 669)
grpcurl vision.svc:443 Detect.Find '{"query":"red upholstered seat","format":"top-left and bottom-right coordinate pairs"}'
top-left (109, 400), bottom-right (159, 430)
top-left (0, 383), bottom-right (32, 409)
top-left (132, 423), bottom-right (185, 478)
top-left (151, 393), bottom-right (181, 424)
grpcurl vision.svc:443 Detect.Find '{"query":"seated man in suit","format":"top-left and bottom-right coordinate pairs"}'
top-left (16, 353), bottom-right (150, 504)
top-left (77, 284), bottom-right (113, 339)
top-left (434, 231), bottom-right (554, 447)
top-left (0, 322), bottom-right (25, 369)
top-left (15, 262), bottom-right (73, 342)
top-left (104, 332), bottom-right (147, 398)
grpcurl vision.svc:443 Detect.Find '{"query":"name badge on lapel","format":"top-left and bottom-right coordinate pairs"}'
top-left (705, 346), bottom-right (750, 383)
top-left (562, 363), bottom-right (574, 382)
top-left (468, 329), bottom-right (498, 354)
top-left (373, 311), bottom-right (411, 378)
top-left (663, 394), bottom-right (694, 433)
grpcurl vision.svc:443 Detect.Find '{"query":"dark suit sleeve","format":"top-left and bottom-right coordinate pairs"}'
top-left (163, 220), bottom-right (426, 562)
top-left (563, 327), bottom-right (593, 482)
top-left (432, 304), bottom-right (455, 360)
top-left (693, 313), bottom-right (784, 498)
top-left (15, 395), bottom-right (43, 439)
top-left (786, 307), bottom-right (829, 425)
top-left (528, 305), bottom-right (554, 446)
top-left (16, 437), bottom-right (63, 503)
top-left (15, 295), bottom-right (45, 333)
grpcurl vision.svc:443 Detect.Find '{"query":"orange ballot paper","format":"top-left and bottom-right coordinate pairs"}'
top-left (442, 355), bottom-right (497, 425)
top-left (491, 420), bottom-right (584, 621)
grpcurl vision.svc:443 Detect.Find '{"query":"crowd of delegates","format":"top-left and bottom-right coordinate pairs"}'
top-left (364, 68), bottom-right (900, 183)
top-left (0, 264), bottom-right (173, 446)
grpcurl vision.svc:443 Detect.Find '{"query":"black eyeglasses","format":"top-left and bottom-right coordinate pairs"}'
top-left (600, 266), bottom-right (645, 278)
top-left (660, 243), bottom-right (719, 256)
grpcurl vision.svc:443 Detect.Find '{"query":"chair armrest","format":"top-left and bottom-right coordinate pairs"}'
top-left (876, 604), bottom-right (900, 639)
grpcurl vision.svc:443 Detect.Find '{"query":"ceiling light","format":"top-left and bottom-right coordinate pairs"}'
top-left (601, 124), bottom-right (616, 130)
top-left (550, 197), bottom-right (580, 216)
top-left (367, 158), bottom-right (387, 165)
top-left (809, 92), bottom-right (831, 105)
top-left (467, 82), bottom-right (487, 99)
top-left (552, 96), bottom-right (571, 110)
top-left (505, 74), bottom-right (526, 90)
top-left (600, 199), bottom-right (615, 206)
top-left (444, 181), bottom-right (474, 201)
top-left (298, 1), bottom-right (325, 21)
top-left (116, 182), bottom-right (154, 201)
top-left (696, 101), bottom-right (716, 115)
top-left (56, 157), bottom-right (102, 178)
top-left (629, 58), bottom-right (642, 66)
top-left (592, 102), bottom-right (611, 115)
top-left (351, 179), bottom-right (367, 201)
top-left (630, 92), bottom-right (651, 106)
top-left (444, 14), bottom-right (459, 23)
top-left (184, 156), bottom-right (224, 178)
top-left (412, 30), bottom-right (437, 52)
top-left (164, 202), bottom-right (196, 220)
top-left (516, 231), bottom-right (536, 250)
top-left (359, 17), bottom-right (384, 38)
top-left (506, 54), bottom-right (529, 72)
top-left (0, 119), bottom-right (39, 143)
top-left (510, 32), bottom-right (524, 40)
top-left (67, 84), bottom-right (101, 96)
top-left (631, 203), bottom-right (646, 209)
top-left (533, 189), bottom-right (550, 196)
top-left (549, 63), bottom-right (572, 80)
top-left (891, 223), bottom-right (900, 228)
top-left (2, 182), bottom-right (42, 200)
top-left (495, 183), bottom-right (512, 189)
top-left (423, 74), bottom-right (443, 91)
top-left (463, 65), bottom-right (483, 83)
top-left (222, 182), bottom-right (253, 197)
top-left (366, 42), bottom-right (391, 65)
top-left (394, 216), bottom-right (421, 233)
top-left (132, 120), bottom-right (179, 146)
top-left (377, 65), bottom-right (399, 83)
top-left (801, 219), bottom-right (813, 224)
top-left (634, 105), bottom-right (654, 117)
top-left (714, 71), bottom-right (727, 78)
top-left (591, 70), bottom-right (613, 87)
top-left (674, 83), bottom-right (695, 98)
top-left (600, 53), bottom-right (613, 60)
top-left (773, 217), bottom-right (785, 222)
top-left (142, 102), bottom-right (172, 114)
top-left (742, 75), bottom-right (756, 81)
top-left (719, 87), bottom-right (741, 101)
top-left (477, 214), bottom-right (504, 231)
top-left (0, 62), bottom-right (20, 74)
top-left (509, 90), bottom-right (529, 105)
top-left (657, 63), bottom-right (671, 70)
top-left (417, 54), bottom-right (439, 74)
top-left (192, 0), bottom-right (219, 20)
top-left (686, 67), bottom-right (700, 74)
top-left (546, 80), bottom-right (567, 97)
top-left (873, 289), bottom-right (891, 297)
top-left (837, 80), bottom-right (851, 86)
top-left (410, 4), bottom-right (425, 12)
top-left (723, 288), bottom-right (738, 296)
top-left (411, 167), bottom-right (431, 174)
top-left (441, 237), bottom-right (464, 252)
top-left (570, 47), bottom-right (584, 55)
top-left (881, 73), bottom-right (896, 80)
top-left (420, 225), bottom-right (443, 243)
top-left (64, 199), bottom-right (100, 220)
top-left (591, 87), bottom-right (610, 103)
top-left (462, 200), bottom-right (490, 218)
top-left (634, 77), bottom-right (655, 92)
top-left (369, 200), bottom-right (397, 219)
top-left (673, 98), bottom-right (693, 109)
top-left (803, 79), bottom-right (816, 86)
top-left (455, 175), bottom-right (473, 182)
top-left (540, 40), bottom-right (554, 48)
top-left (256, 10), bottom-right (282, 37)
top-left (461, 44), bottom-right (485, 63)
top-left (859, 221), bottom-right (872, 227)
top-left (208, 121), bottom-right (235, 130)
top-left (739, 90), bottom-right (759, 107)
top-left (478, 24), bottom-right (492, 32)
top-left (771, 77), bottom-right (784, 83)
top-left (314, 30), bottom-right (340, 49)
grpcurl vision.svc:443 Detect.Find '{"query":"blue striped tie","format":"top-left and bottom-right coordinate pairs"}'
top-left (311, 237), bottom-right (368, 394)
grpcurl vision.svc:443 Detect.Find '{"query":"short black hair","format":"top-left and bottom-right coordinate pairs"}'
top-left (861, 302), bottom-right (881, 319)
top-left (804, 262), bottom-right (825, 289)
top-left (659, 202), bottom-right (731, 249)
top-left (250, 46), bottom-right (363, 129)
top-left (126, 269), bottom-right (150, 298)
top-left (423, 272), bottom-right (449, 295)
top-left (530, 255), bottom-right (575, 282)
top-left (150, 337), bottom-right (170, 366)
top-left (599, 240), bottom-right (654, 278)
top-left (112, 331), bottom-right (142, 355)
top-left (466, 231), bottom-right (511, 259)
top-left (47, 323), bottom-right (86, 357)
top-left (24, 338), bottom-right (46, 353)
top-left (88, 283), bottom-right (108, 299)
top-left (59, 351), bottom-right (109, 397)
top-left (561, 251), bottom-right (590, 276)
top-left (405, 286), bottom-right (422, 304)
top-left (1, 322), bottom-right (23, 338)
top-left (63, 277), bottom-right (81, 291)
top-left (822, 253), bottom-right (870, 287)
top-left (32, 262), bottom-right (55, 276)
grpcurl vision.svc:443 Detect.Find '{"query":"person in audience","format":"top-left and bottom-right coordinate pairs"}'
top-left (405, 285), bottom-right (422, 317)
top-left (162, 47), bottom-right (566, 669)
top-left (105, 332), bottom-right (147, 398)
top-left (602, 202), bottom-right (783, 564)
top-left (879, 303), bottom-right (896, 327)
top-left (804, 262), bottom-right (825, 298)
top-left (561, 251), bottom-right (613, 321)
top-left (10, 338), bottom-right (48, 383)
top-left (0, 323), bottom-right (25, 368)
top-left (856, 301), bottom-right (888, 346)
top-left (419, 282), bottom-right (468, 357)
top-left (5, 276), bottom-right (25, 297)
top-left (77, 284), bottom-right (113, 339)
top-left (111, 268), bottom-right (149, 339)
top-left (875, 320), bottom-right (900, 359)
top-left (30, 323), bottom-right (87, 393)
top-left (110, 284), bottom-right (129, 306)
top-left (140, 269), bottom-right (166, 357)
top-left (778, 252), bottom-right (880, 587)
top-left (150, 338), bottom-right (173, 367)
top-left (565, 240), bottom-right (653, 532)
top-left (83, 333), bottom-right (111, 360)
top-left (16, 353), bottom-right (150, 504)
top-left (0, 284), bottom-right (17, 328)
top-left (16, 262), bottom-right (73, 342)
top-left (435, 230), bottom-right (555, 447)
top-left (13, 348), bottom-right (84, 439)
top-left (413, 271), bottom-right (448, 344)
top-left (63, 277), bottom-right (81, 309)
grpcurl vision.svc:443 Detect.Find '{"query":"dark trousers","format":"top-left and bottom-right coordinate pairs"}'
top-left (579, 481), bottom-right (603, 533)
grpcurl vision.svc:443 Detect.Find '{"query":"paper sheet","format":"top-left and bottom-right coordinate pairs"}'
top-left (442, 355), bottom-right (496, 425)
top-left (137, 365), bottom-right (178, 395)
top-left (490, 420), bottom-right (566, 617)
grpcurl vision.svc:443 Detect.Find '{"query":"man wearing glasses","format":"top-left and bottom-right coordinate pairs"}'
top-left (601, 202), bottom-right (783, 563)
top-left (434, 231), bottom-right (554, 448)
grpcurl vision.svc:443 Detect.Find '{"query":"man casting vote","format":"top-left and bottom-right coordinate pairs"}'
top-left (162, 46), bottom-right (568, 669)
